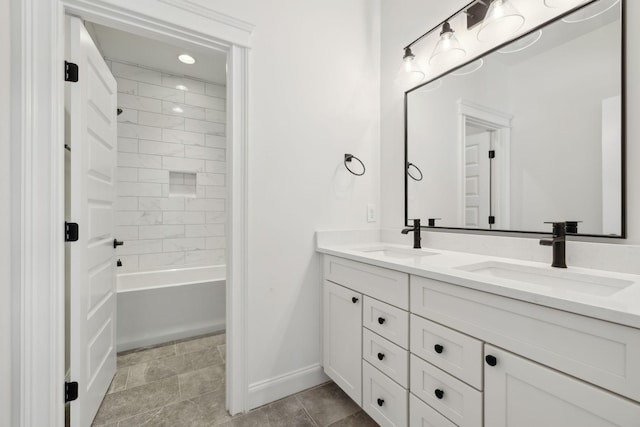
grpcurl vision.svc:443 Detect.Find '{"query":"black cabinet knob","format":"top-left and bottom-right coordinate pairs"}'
top-left (116, 259), bottom-right (123, 267)
top-left (352, 297), bottom-right (359, 304)
top-left (377, 352), bottom-right (385, 361)
top-left (377, 398), bottom-right (384, 407)
top-left (485, 355), bottom-right (497, 366)
top-left (434, 344), bottom-right (444, 354)
top-left (434, 389), bottom-right (444, 400)
top-left (378, 317), bottom-right (386, 325)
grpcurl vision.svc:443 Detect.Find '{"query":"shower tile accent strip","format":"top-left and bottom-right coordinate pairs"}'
top-left (111, 60), bottom-right (226, 273)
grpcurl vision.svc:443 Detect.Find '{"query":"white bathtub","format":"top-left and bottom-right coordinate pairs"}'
top-left (117, 265), bottom-right (226, 352)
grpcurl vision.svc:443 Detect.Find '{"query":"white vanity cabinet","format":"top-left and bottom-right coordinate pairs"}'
top-left (321, 254), bottom-right (640, 426)
top-left (323, 280), bottom-right (363, 405)
top-left (484, 345), bottom-right (640, 426)
top-left (323, 256), bottom-right (410, 426)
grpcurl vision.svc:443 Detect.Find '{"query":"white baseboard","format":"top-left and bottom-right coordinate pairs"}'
top-left (117, 321), bottom-right (226, 352)
top-left (248, 363), bottom-right (330, 410)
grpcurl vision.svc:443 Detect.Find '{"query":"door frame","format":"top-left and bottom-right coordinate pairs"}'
top-left (10, 0), bottom-right (252, 425)
top-left (458, 99), bottom-right (513, 230)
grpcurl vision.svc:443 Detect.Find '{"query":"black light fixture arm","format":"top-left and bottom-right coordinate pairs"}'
top-left (402, 0), bottom-right (485, 50)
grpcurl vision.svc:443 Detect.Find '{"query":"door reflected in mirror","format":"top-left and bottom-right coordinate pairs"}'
top-left (406, 0), bottom-right (623, 237)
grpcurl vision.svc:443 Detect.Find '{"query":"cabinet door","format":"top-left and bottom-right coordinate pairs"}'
top-left (323, 280), bottom-right (363, 405)
top-left (485, 345), bottom-right (640, 427)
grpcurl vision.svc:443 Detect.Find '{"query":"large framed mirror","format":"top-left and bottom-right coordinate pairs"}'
top-left (405, 0), bottom-right (624, 238)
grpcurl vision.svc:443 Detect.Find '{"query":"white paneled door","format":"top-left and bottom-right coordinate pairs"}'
top-left (68, 16), bottom-right (119, 427)
top-left (464, 127), bottom-right (491, 228)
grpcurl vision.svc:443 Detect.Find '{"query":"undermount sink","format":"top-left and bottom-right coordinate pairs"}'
top-left (358, 246), bottom-right (439, 260)
top-left (457, 261), bottom-right (634, 297)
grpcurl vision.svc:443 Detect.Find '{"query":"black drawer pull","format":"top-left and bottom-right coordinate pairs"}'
top-left (378, 317), bottom-right (386, 325)
top-left (485, 355), bottom-right (497, 366)
top-left (434, 389), bottom-right (444, 399)
top-left (352, 297), bottom-right (359, 304)
top-left (377, 398), bottom-right (384, 407)
top-left (377, 352), bottom-right (385, 361)
top-left (434, 344), bottom-right (444, 354)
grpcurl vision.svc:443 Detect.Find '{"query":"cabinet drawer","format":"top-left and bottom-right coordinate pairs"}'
top-left (411, 275), bottom-right (640, 401)
top-left (363, 361), bottom-right (408, 427)
top-left (410, 394), bottom-right (457, 427)
top-left (410, 355), bottom-right (482, 427)
top-left (411, 314), bottom-right (482, 389)
top-left (364, 297), bottom-right (409, 348)
top-left (363, 328), bottom-right (409, 388)
top-left (324, 256), bottom-right (409, 310)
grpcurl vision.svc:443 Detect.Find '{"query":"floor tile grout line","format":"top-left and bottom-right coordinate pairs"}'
top-left (295, 395), bottom-right (320, 427)
top-left (93, 335), bottom-right (228, 427)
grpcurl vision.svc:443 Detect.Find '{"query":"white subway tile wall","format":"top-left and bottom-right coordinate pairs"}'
top-left (111, 60), bottom-right (226, 272)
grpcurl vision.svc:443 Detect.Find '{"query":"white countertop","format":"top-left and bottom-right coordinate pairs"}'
top-left (317, 241), bottom-right (640, 329)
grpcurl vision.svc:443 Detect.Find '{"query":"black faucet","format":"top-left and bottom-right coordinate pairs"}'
top-left (539, 222), bottom-right (567, 268)
top-left (401, 219), bottom-right (422, 249)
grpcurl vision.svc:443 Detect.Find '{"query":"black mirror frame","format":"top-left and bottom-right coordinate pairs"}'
top-left (404, 0), bottom-right (626, 239)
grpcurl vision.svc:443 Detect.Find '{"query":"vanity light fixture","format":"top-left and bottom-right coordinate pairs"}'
top-left (430, 22), bottom-right (467, 66)
top-left (175, 84), bottom-right (188, 91)
top-left (403, 47), bottom-right (416, 71)
top-left (178, 54), bottom-right (196, 65)
top-left (402, 47), bottom-right (426, 82)
top-left (477, 0), bottom-right (525, 42)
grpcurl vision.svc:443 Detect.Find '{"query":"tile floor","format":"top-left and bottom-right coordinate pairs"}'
top-left (91, 333), bottom-right (378, 426)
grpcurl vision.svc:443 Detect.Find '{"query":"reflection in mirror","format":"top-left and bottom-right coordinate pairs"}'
top-left (406, 0), bottom-right (623, 237)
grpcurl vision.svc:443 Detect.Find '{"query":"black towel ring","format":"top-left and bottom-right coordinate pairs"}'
top-left (407, 162), bottom-right (423, 181)
top-left (344, 154), bottom-right (366, 176)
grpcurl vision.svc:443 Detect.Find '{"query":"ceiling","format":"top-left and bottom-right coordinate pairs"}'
top-left (85, 22), bottom-right (227, 85)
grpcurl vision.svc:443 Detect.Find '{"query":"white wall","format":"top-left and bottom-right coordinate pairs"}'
top-left (1, 0), bottom-right (12, 423)
top-left (245, 0), bottom-right (380, 400)
top-left (382, 0), bottom-right (640, 245)
top-left (110, 60), bottom-right (228, 273)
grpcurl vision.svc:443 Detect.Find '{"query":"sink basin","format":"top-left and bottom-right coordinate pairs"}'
top-left (457, 261), bottom-right (633, 297)
top-left (358, 246), bottom-right (438, 260)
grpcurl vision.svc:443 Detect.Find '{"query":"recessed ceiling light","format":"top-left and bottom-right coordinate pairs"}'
top-left (176, 84), bottom-right (188, 91)
top-left (178, 54), bottom-right (196, 65)
top-left (172, 106), bottom-right (184, 113)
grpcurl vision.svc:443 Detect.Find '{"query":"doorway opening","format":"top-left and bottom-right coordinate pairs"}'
top-left (459, 100), bottom-right (512, 231)
top-left (64, 16), bottom-right (231, 426)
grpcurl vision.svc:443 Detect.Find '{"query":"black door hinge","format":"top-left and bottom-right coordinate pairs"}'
top-left (488, 150), bottom-right (496, 159)
top-left (65, 61), bottom-right (79, 82)
top-left (65, 222), bottom-right (79, 242)
top-left (65, 381), bottom-right (79, 403)
top-left (488, 216), bottom-right (496, 225)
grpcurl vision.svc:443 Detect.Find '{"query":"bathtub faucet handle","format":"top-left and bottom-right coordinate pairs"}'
top-left (113, 239), bottom-right (124, 249)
